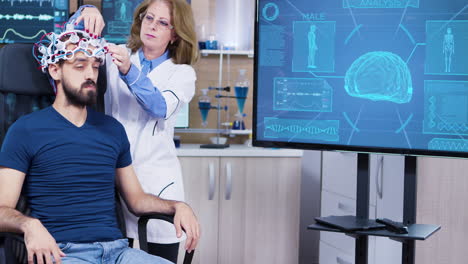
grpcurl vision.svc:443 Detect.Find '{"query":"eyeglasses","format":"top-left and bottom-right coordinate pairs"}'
top-left (139, 13), bottom-right (174, 30)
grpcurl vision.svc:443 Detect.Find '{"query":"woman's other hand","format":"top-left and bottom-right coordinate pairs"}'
top-left (107, 44), bottom-right (132, 75)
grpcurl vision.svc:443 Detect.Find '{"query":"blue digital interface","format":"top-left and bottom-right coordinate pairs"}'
top-left (255, 0), bottom-right (468, 156)
top-left (101, 0), bottom-right (142, 44)
top-left (101, 0), bottom-right (190, 44)
top-left (0, 0), bottom-right (68, 43)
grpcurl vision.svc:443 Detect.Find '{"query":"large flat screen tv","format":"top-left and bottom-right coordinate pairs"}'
top-left (0, 0), bottom-right (69, 43)
top-left (253, 0), bottom-right (468, 158)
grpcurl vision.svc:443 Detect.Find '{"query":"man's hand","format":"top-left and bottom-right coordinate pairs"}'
top-left (173, 202), bottom-right (200, 253)
top-left (22, 219), bottom-right (66, 264)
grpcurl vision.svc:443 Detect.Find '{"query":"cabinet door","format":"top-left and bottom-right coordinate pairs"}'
top-left (322, 152), bottom-right (357, 200)
top-left (218, 157), bottom-right (301, 264)
top-left (178, 157), bottom-right (220, 264)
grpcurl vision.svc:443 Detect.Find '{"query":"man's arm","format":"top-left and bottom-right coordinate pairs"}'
top-left (0, 167), bottom-right (65, 264)
top-left (116, 165), bottom-right (200, 252)
top-left (0, 167), bottom-right (28, 233)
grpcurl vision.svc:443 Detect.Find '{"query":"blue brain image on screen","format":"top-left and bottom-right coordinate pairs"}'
top-left (344, 51), bottom-right (413, 104)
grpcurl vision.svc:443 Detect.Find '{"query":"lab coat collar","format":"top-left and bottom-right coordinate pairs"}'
top-left (138, 48), bottom-right (170, 72)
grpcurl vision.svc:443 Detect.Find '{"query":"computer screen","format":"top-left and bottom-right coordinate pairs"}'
top-left (0, 0), bottom-right (69, 43)
top-left (101, 0), bottom-right (191, 44)
top-left (175, 103), bottom-right (189, 128)
top-left (101, 0), bottom-right (141, 44)
top-left (254, 0), bottom-right (468, 157)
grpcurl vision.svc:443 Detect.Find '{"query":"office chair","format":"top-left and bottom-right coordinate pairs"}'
top-left (0, 44), bottom-right (194, 264)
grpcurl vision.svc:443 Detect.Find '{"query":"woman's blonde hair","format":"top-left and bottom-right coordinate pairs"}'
top-left (127, 0), bottom-right (199, 65)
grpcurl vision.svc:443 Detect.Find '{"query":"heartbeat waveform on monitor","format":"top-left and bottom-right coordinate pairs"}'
top-left (265, 124), bottom-right (338, 135)
top-left (0, 14), bottom-right (53, 21)
top-left (274, 77), bottom-right (333, 112)
top-left (429, 138), bottom-right (468, 151)
top-left (436, 123), bottom-right (468, 133)
top-left (0, 28), bottom-right (46, 41)
top-left (1, 0), bottom-right (53, 7)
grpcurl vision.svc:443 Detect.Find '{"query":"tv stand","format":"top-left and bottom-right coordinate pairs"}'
top-left (308, 153), bottom-right (440, 264)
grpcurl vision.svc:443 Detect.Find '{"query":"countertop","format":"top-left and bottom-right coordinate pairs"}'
top-left (176, 144), bottom-right (303, 157)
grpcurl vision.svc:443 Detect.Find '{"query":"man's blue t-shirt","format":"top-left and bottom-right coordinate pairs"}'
top-left (0, 106), bottom-right (132, 243)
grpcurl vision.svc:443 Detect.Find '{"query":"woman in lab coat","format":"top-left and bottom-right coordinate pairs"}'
top-left (74, 0), bottom-right (199, 262)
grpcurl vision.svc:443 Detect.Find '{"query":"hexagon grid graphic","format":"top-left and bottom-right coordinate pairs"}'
top-left (344, 51), bottom-right (413, 104)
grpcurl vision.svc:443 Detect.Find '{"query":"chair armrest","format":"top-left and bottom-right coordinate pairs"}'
top-left (0, 232), bottom-right (27, 264)
top-left (137, 213), bottom-right (194, 264)
top-left (137, 213), bottom-right (174, 252)
top-left (2, 232), bottom-right (25, 243)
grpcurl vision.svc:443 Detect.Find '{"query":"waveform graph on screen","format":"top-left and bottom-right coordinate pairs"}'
top-left (0, 0), bottom-right (68, 43)
top-left (424, 80), bottom-right (468, 136)
top-left (264, 117), bottom-right (339, 142)
top-left (428, 138), bottom-right (468, 152)
top-left (343, 0), bottom-right (419, 8)
top-left (274, 77), bottom-right (332, 112)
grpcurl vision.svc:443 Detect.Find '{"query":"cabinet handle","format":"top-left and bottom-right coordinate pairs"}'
top-left (225, 162), bottom-right (232, 200)
top-left (336, 257), bottom-right (352, 264)
top-left (337, 202), bottom-right (354, 213)
top-left (375, 155), bottom-right (384, 199)
top-left (208, 162), bottom-right (215, 200)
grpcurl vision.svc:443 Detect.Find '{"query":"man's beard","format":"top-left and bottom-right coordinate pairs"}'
top-left (62, 79), bottom-right (97, 107)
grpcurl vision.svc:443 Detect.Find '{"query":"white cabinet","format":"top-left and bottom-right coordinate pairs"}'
top-left (177, 146), bottom-right (302, 264)
top-left (319, 152), bottom-right (404, 264)
top-left (177, 157), bottom-right (220, 263)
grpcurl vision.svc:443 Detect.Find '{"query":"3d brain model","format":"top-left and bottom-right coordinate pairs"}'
top-left (344, 51), bottom-right (413, 104)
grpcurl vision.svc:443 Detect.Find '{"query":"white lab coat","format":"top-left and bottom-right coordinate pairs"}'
top-left (104, 46), bottom-right (196, 243)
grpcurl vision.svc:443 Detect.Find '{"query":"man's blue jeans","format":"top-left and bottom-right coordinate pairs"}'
top-left (56, 239), bottom-right (173, 264)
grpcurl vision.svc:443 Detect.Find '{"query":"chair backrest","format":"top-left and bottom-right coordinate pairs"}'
top-left (0, 43), bottom-right (107, 144)
top-left (0, 43), bottom-right (110, 264)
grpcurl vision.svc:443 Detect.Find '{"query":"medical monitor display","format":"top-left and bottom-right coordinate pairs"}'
top-left (101, 0), bottom-right (191, 43)
top-left (175, 103), bottom-right (190, 128)
top-left (101, 0), bottom-right (141, 43)
top-left (0, 0), bottom-right (69, 43)
top-left (254, 0), bottom-right (468, 157)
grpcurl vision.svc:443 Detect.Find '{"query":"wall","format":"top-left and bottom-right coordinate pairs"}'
top-left (416, 157), bottom-right (468, 264)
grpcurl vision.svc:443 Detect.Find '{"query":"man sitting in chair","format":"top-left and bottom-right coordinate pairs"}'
top-left (0, 25), bottom-right (199, 264)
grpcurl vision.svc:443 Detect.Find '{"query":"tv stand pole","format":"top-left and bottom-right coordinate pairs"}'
top-left (355, 153), bottom-right (370, 264)
top-left (402, 155), bottom-right (417, 264)
top-left (355, 154), bottom-right (419, 264)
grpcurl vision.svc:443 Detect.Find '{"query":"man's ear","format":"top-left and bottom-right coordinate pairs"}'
top-left (48, 64), bottom-right (61, 81)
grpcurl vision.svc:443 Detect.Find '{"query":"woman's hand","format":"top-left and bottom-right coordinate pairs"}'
top-left (75, 7), bottom-right (105, 38)
top-left (107, 44), bottom-right (132, 75)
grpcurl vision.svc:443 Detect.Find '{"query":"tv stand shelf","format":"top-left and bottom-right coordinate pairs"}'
top-left (308, 221), bottom-right (440, 242)
top-left (308, 153), bottom-right (441, 264)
